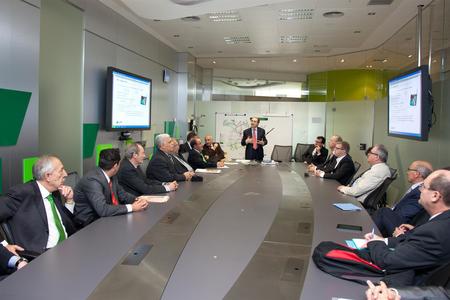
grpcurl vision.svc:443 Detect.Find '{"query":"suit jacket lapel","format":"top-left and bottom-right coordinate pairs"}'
top-left (31, 181), bottom-right (49, 229)
top-left (97, 167), bottom-right (112, 204)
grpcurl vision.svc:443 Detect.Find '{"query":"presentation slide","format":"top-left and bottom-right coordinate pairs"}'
top-left (111, 70), bottom-right (150, 129)
top-left (388, 70), bottom-right (422, 137)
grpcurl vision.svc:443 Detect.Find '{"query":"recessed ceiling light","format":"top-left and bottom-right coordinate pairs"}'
top-left (382, 59), bottom-right (388, 63)
top-left (251, 59), bottom-right (256, 63)
top-left (366, 65), bottom-right (373, 68)
top-left (217, 50), bottom-right (223, 53)
top-left (173, 34), bottom-right (180, 37)
top-left (408, 54), bottom-right (413, 58)
top-left (280, 35), bottom-right (307, 43)
top-left (323, 11), bottom-right (344, 18)
top-left (153, 19), bottom-right (161, 22)
top-left (212, 60), bottom-right (216, 64)
top-left (340, 58), bottom-right (345, 63)
top-left (188, 46), bottom-right (194, 49)
top-left (368, 12), bottom-right (376, 16)
top-left (224, 36), bottom-right (251, 44)
top-left (293, 59), bottom-right (297, 62)
top-left (279, 8), bottom-right (314, 20)
top-left (209, 11), bottom-right (241, 22)
top-left (353, 30), bottom-right (361, 34)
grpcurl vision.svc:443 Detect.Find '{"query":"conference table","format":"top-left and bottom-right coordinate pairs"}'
top-left (0, 163), bottom-right (376, 300)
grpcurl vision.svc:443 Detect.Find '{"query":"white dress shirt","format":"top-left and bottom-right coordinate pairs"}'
top-left (100, 170), bottom-right (132, 213)
top-left (36, 181), bottom-right (69, 249)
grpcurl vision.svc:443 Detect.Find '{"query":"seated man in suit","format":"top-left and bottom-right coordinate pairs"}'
top-left (337, 144), bottom-right (391, 202)
top-left (362, 170), bottom-right (450, 285)
top-left (308, 135), bottom-right (342, 173)
top-left (372, 160), bottom-right (433, 237)
top-left (0, 244), bottom-right (27, 278)
top-left (202, 135), bottom-right (225, 163)
top-left (169, 138), bottom-right (194, 174)
top-left (301, 136), bottom-right (328, 165)
top-left (0, 155), bottom-right (78, 254)
top-left (314, 141), bottom-right (355, 185)
top-left (118, 143), bottom-right (177, 197)
top-left (188, 137), bottom-right (225, 169)
top-left (147, 134), bottom-right (195, 182)
top-left (178, 131), bottom-right (197, 156)
top-left (74, 149), bottom-right (148, 227)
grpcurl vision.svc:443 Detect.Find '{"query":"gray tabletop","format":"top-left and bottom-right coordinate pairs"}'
top-left (0, 163), bottom-right (374, 300)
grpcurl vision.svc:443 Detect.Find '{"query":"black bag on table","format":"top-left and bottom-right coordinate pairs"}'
top-left (312, 241), bottom-right (385, 284)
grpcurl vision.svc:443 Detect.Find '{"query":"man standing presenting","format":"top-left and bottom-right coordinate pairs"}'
top-left (241, 117), bottom-right (267, 161)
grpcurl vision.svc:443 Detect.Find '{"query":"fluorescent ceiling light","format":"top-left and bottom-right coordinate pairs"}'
top-left (279, 8), bottom-right (314, 20)
top-left (224, 36), bottom-right (251, 44)
top-left (280, 35), bottom-right (307, 43)
top-left (209, 11), bottom-right (241, 22)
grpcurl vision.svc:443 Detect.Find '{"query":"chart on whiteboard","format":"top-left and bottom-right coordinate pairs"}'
top-left (215, 113), bottom-right (293, 160)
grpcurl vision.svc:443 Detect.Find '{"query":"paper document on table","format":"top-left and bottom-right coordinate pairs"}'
top-left (217, 165), bottom-right (230, 169)
top-left (345, 238), bottom-right (367, 249)
top-left (235, 159), bottom-right (251, 164)
top-left (195, 169), bottom-right (222, 174)
top-left (224, 162), bottom-right (238, 165)
top-left (333, 203), bottom-right (361, 211)
top-left (143, 195), bottom-right (170, 203)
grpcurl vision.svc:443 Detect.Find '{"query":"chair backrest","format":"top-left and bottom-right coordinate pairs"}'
top-left (294, 143), bottom-right (312, 162)
top-left (363, 173), bottom-right (397, 214)
top-left (64, 171), bottom-right (80, 189)
top-left (389, 167), bottom-right (397, 178)
top-left (347, 161), bottom-right (361, 185)
top-left (0, 221), bottom-right (14, 245)
top-left (271, 145), bottom-right (293, 162)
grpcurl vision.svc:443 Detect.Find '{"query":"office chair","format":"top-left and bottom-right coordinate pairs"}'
top-left (271, 145), bottom-right (293, 162)
top-left (363, 169), bottom-right (397, 214)
top-left (294, 143), bottom-right (312, 162)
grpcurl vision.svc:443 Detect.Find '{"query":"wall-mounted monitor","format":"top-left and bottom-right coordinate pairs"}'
top-left (388, 65), bottom-right (432, 141)
top-left (106, 67), bottom-right (152, 131)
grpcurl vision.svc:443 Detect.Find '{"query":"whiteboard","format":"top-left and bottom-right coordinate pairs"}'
top-left (215, 113), bottom-right (293, 159)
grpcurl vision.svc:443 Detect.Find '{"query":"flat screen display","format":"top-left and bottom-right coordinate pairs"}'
top-left (388, 66), bottom-right (431, 141)
top-left (106, 67), bottom-right (152, 131)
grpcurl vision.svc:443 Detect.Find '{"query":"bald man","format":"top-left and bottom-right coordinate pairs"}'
top-left (372, 160), bottom-right (433, 237)
top-left (202, 135), bottom-right (225, 163)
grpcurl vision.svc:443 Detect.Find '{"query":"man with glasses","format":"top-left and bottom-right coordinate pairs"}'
top-left (314, 141), bottom-right (355, 185)
top-left (362, 170), bottom-right (450, 285)
top-left (337, 144), bottom-right (391, 202)
top-left (372, 161), bottom-right (433, 237)
top-left (308, 135), bottom-right (343, 173)
top-left (302, 136), bottom-right (328, 165)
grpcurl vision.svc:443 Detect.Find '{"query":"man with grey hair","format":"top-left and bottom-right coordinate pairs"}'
top-left (338, 144), bottom-right (391, 202)
top-left (118, 143), bottom-right (177, 197)
top-left (0, 155), bottom-right (78, 254)
top-left (372, 160), bottom-right (433, 237)
top-left (146, 134), bottom-right (194, 182)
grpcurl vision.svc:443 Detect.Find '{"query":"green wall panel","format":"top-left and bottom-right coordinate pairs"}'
top-left (96, 144), bottom-right (113, 166)
top-left (83, 123), bottom-right (99, 159)
top-left (23, 156), bottom-right (38, 183)
top-left (0, 88), bottom-right (31, 146)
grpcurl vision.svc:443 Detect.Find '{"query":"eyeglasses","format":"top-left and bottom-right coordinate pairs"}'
top-left (335, 147), bottom-right (343, 150)
top-left (407, 168), bottom-right (418, 172)
top-left (419, 184), bottom-right (435, 192)
top-left (366, 151), bottom-right (379, 157)
top-left (315, 140), bottom-right (323, 144)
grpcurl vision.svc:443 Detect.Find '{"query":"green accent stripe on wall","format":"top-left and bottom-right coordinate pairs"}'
top-left (23, 156), bottom-right (38, 183)
top-left (0, 88), bottom-right (31, 146)
top-left (83, 123), bottom-right (99, 159)
top-left (0, 158), bottom-right (2, 194)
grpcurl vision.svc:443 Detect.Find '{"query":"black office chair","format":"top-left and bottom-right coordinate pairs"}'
top-left (182, 152), bottom-right (189, 162)
top-left (294, 143), bottom-right (312, 162)
top-left (271, 145), bottom-right (293, 162)
top-left (347, 161), bottom-right (361, 184)
top-left (363, 168), bottom-right (398, 214)
top-left (0, 222), bottom-right (14, 245)
top-left (64, 171), bottom-right (80, 189)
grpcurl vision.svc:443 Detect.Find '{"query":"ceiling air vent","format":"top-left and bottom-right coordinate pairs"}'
top-left (224, 36), bottom-right (251, 44)
top-left (367, 0), bottom-right (394, 5)
top-left (209, 11), bottom-right (241, 22)
top-left (171, 0), bottom-right (212, 5)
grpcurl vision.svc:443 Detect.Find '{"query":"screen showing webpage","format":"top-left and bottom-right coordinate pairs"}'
top-left (388, 70), bottom-right (422, 137)
top-left (111, 71), bottom-right (151, 129)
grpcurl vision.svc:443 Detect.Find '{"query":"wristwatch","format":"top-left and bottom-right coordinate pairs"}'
top-left (15, 257), bottom-right (28, 269)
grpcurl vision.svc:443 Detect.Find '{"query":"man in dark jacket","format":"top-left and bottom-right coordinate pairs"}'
top-left (118, 143), bottom-right (177, 196)
top-left (314, 141), bottom-right (355, 185)
top-left (241, 117), bottom-right (267, 161)
top-left (188, 137), bottom-right (224, 169)
top-left (302, 136), bottom-right (328, 165)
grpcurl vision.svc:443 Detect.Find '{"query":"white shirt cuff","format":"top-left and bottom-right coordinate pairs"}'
top-left (65, 202), bottom-right (75, 213)
top-left (163, 184), bottom-right (171, 192)
top-left (126, 204), bottom-right (133, 213)
top-left (1, 240), bottom-right (8, 247)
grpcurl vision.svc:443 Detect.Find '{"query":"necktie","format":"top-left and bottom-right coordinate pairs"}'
top-left (252, 128), bottom-right (257, 150)
top-left (108, 181), bottom-right (119, 205)
top-left (46, 194), bottom-right (66, 243)
top-left (201, 153), bottom-right (207, 163)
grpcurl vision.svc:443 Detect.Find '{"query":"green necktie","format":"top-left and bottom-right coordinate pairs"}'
top-left (201, 153), bottom-right (207, 163)
top-left (46, 194), bottom-right (67, 243)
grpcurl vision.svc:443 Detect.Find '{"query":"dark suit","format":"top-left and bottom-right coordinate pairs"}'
top-left (366, 209), bottom-right (450, 285)
top-left (372, 186), bottom-right (423, 237)
top-left (0, 245), bottom-right (14, 276)
top-left (117, 159), bottom-right (166, 197)
top-left (241, 127), bottom-right (267, 161)
top-left (147, 149), bottom-right (186, 182)
top-left (317, 154), bottom-right (337, 171)
top-left (73, 167), bottom-right (136, 227)
top-left (178, 142), bottom-right (192, 156)
top-left (301, 144), bottom-right (329, 165)
top-left (0, 181), bottom-right (77, 253)
top-left (172, 154), bottom-right (191, 174)
top-left (322, 155), bottom-right (355, 185)
top-left (202, 143), bottom-right (225, 163)
top-left (188, 149), bottom-right (217, 169)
